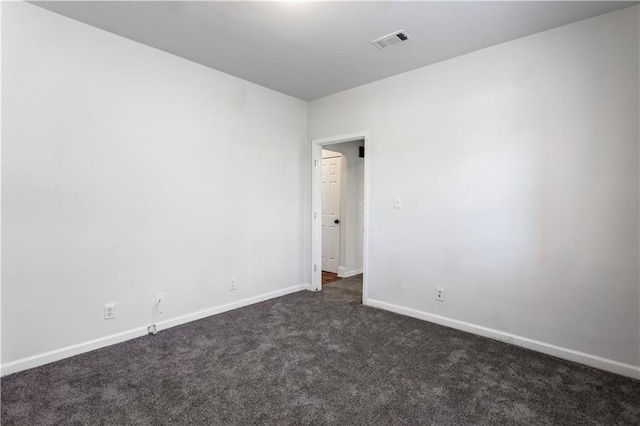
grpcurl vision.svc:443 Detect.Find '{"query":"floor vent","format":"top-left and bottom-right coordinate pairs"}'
top-left (371, 30), bottom-right (411, 50)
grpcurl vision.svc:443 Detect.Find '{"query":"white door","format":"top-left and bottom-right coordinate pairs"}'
top-left (322, 156), bottom-right (341, 273)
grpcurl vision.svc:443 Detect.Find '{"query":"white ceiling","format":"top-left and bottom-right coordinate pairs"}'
top-left (33, 1), bottom-right (637, 101)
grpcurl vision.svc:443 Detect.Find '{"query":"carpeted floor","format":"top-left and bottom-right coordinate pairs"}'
top-left (2, 274), bottom-right (639, 425)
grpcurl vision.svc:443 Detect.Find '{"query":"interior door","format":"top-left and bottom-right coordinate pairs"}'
top-left (322, 156), bottom-right (341, 273)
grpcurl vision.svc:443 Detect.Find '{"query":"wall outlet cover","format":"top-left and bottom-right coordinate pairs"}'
top-left (104, 303), bottom-right (116, 320)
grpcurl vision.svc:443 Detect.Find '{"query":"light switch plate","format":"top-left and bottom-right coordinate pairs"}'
top-left (394, 196), bottom-right (402, 209)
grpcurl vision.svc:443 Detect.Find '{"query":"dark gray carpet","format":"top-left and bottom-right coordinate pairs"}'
top-left (2, 275), bottom-right (639, 425)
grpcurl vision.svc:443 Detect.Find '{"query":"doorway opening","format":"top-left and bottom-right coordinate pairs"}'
top-left (311, 131), bottom-right (369, 305)
top-left (321, 148), bottom-right (343, 280)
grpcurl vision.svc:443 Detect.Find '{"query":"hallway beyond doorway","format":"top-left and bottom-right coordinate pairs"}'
top-left (322, 271), bottom-right (342, 285)
top-left (322, 274), bottom-right (363, 305)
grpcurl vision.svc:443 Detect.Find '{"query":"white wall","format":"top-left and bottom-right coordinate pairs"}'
top-left (2, 3), bottom-right (309, 370)
top-left (323, 141), bottom-right (364, 276)
top-left (309, 6), bottom-right (640, 374)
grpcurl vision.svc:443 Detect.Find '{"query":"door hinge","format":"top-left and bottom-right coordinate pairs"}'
top-left (314, 264), bottom-right (317, 273)
top-left (314, 159), bottom-right (318, 167)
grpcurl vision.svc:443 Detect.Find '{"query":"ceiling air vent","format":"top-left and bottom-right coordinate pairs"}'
top-left (371, 30), bottom-right (412, 50)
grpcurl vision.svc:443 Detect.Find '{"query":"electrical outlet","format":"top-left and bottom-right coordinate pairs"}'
top-left (436, 287), bottom-right (444, 302)
top-left (230, 277), bottom-right (237, 291)
top-left (104, 303), bottom-right (116, 320)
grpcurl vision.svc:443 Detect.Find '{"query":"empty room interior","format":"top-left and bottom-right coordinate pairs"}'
top-left (2, 1), bottom-right (640, 424)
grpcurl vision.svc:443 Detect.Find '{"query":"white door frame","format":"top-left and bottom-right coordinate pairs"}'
top-left (311, 131), bottom-right (370, 305)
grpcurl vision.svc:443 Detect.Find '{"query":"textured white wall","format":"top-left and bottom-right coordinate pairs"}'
top-left (2, 3), bottom-right (309, 365)
top-left (309, 7), bottom-right (640, 368)
top-left (3, 2), bottom-right (639, 377)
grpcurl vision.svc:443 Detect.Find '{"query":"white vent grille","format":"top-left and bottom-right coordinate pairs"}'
top-left (371, 30), bottom-right (412, 50)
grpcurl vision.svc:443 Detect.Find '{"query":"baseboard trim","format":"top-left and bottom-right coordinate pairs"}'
top-left (0, 327), bottom-right (150, 377)
top-left (366, 298), bottom-right (640, 380)
top-left (337, 268), bottom-right (363, 278)
top-left (1, 284), bottom-right (307, 377)
top-left (155, 284), bottom-right (306, 332)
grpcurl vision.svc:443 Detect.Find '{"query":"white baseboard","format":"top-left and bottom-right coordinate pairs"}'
top-left (0, 326), bottom-right (150, 377)
top-left (337, 268), bottom-right (363, 278)
top-left (1, 284), bottom-right (307, 377)
top-left (155, 284), bottom-right (306, 332)
top-left (366, 298), bottom-right (640, 380)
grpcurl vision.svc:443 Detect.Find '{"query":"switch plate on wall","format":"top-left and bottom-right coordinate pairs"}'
top-left (394, 196), bottom-right (402, 209)
top-left (155, 293), bottom-right (165, 314)
top-left (230, 277), bottom-right (237, 291)
top-left (436, 288), bottom-right (444, 302)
